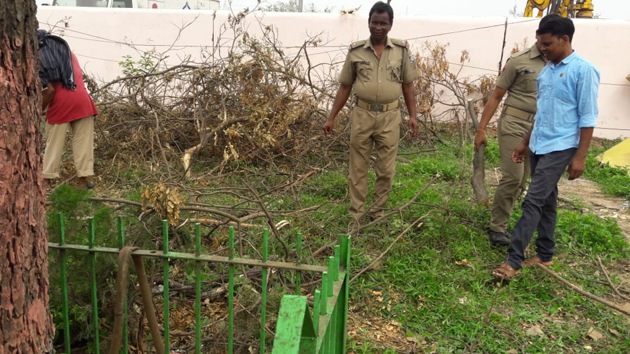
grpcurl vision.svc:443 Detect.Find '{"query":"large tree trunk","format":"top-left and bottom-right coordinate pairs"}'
top-left (0, 1), bottom-right (55, 353)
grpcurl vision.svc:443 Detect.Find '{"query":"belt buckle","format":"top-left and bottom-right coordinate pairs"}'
top-left (370, 103), bottom-right (383, 112)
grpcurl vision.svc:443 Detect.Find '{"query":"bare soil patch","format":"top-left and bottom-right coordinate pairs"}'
top-left (557, 177), bottom-right (630, 240)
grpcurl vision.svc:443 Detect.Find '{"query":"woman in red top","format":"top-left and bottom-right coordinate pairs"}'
top-left (40, 29), bottom-right (98, 189)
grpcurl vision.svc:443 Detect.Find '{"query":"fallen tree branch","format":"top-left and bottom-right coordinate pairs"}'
top-left (536, 264), bottom-right (630, 317)
top-left (88, 196), bottom-right (319, 226)
top-left (359, 174), bottom-right (440, 231)
top-left (467, 282), bottom-right (505, 353)
top-left (350, 217), bottom-right (426, 283)
top-left (312, 174), bottom-right (440, 258)
top-left (468, 99), bottom-right (489, 205)
top-left (597, 256), bottom-right (630, 302)
top-left (244, 182), bottom-right (290, 260)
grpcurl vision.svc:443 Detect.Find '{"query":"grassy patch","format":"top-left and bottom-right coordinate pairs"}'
top-left (585, 145), bottom-right (630, 200)
top-left (346, 138), bottom-right (630, 353)
top-left (46, 134), bottom-right (630, 353)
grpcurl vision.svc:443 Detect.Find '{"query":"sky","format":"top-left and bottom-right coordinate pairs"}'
top-left (222, 0), bottom-right (630, 20)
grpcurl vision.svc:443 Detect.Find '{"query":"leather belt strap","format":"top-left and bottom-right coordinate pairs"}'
top-left (356, 98), bottom-right (399, 112)
top-left (504, 106), bottom-right (535, 121)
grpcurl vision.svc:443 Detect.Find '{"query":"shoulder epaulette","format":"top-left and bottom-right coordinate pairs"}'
top-left (391, 38), bottom-right (409, 48)
top-left (349, 40), bottom-right (367, 50)
top-left (511, 47), bottom-right (531, 58)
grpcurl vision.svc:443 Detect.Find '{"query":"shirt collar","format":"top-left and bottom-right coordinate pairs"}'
top-left (550, 50), bottom-right (577, 67)
top-left (529, 44), bottom-right (543, 59)
top-left (559, 50), bottom-right (577, 64)
top-left (365, 37), bottom-right (394, 49)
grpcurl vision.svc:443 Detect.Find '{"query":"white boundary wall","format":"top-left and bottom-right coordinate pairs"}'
top-left (36, 7), bottom-right (630, 138)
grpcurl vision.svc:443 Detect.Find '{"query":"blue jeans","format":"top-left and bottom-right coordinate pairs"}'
top-left (506, 148), bottom-right (576, 270)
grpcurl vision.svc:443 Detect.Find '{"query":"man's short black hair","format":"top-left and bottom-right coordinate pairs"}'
top-left (536, 14), bottom-right (575, 42)
top-left (369, 1), bottom-right (394, 24)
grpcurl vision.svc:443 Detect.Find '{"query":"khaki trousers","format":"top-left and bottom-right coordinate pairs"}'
top-left (348, 107), bottom-right (401, 220)
top-left (489, 108), bottom-right (532, 233)
top-left (43, 116), bottom-right (95, 179)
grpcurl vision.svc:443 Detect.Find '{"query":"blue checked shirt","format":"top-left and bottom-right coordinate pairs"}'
top-left (529, 52), bottom-right (600, 155)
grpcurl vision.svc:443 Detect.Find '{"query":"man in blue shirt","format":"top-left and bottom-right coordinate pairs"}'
top-left (492, 15), bottom-right (600, 280)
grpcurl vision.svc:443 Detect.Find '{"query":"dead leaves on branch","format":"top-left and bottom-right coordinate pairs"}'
top-left (93, 9), bottom-right (328, 177)
top-left (92, 10), bottom-right (498, 181)
top-left (414, 42), bottom-right (495, 126)
top-left (142, 182), bottom-right (181, 225)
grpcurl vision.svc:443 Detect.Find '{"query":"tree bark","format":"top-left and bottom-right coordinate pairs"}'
top-left (0, 1), bottom-right (55, 352)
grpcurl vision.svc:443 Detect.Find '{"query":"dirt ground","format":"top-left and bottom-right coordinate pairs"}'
top-left (556, 177), bottom-right (630, 240)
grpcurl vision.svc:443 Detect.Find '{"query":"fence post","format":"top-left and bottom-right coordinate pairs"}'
top-left (260, 228), bottom-right (269, 353)
top-left (228, 226), bottom-right (235, 354)
top-left (295, 232), bottom-right (302, 294)
top-left (162, 220), bottom-right (171, 352)
top-left (88, 218), bottom-right (100, 354)
top-left (58, 213), bottom-right (71, 354)
top-left (117, 216), bottom-right (129, 354)
top-left (194, 223), bottom-right (202, 354)
top-left (271, 296), bottom-right (317, 353)
top-left (340, 235), bottom-right (351, 352)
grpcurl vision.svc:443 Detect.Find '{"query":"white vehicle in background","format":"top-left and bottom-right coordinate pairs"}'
top-left (38, 0), bottom-right (220, 10)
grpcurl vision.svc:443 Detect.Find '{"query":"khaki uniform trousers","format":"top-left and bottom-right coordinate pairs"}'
top-left (489, 107), bottom-right (533, 233)
top-left (349, 106), bottom-right (401, 220)
top-left (43, 116), bottom-right (95, 179)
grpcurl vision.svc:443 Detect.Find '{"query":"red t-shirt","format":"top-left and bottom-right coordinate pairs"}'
top-left (46, 53), bottom-right (98, 124)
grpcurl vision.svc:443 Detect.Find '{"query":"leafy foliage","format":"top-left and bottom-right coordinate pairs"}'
top-left (584, 146), bottom-right (630, 200)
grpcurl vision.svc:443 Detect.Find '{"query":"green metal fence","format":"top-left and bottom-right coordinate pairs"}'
top-left (49, 213), bottom-right (350, 353)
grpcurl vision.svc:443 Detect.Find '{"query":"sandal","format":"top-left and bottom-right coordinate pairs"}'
top-left (491, 263), bottom-right (520, 281)
top-left (76, 177), bottom-right (95, 190)
top-left (523, 256), bottom-right (553, 267)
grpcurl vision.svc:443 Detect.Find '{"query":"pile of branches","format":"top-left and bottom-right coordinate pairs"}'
top-left (91, 10), bottom-right (338, 179)
top-left (88, 10), bottom-right (497, 182)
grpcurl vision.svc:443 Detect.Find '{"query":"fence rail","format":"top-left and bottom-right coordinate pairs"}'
top-left (48, 214), bottom-right (350, 353)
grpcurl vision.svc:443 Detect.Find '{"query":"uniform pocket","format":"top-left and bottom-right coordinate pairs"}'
top-left (354, 60), bottom-right (372, 82)
top-left (387, 60), bottom-right (402, 82)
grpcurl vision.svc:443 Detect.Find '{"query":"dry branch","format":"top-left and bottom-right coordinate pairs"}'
top-left (597, 256), bottom-right (630, 302)
top-left (536, 264), bottom-right (630, 317)
top-left (358, 174), bottom-right (440, 232)
top-left (350, 217), bottom-right (426, 282)
top-left (468, 99), bottom-right (489, 205)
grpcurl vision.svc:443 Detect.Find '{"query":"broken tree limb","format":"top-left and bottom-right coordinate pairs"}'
top-left (350, 217), bottom-right (426, 283)
top-left (536, 263), bottom-right (630, 317)
top-left (244, 181), bottom-right (290, 260)
top-left (597, 256), bottom-right (630, 302)
top-left (358, 174), bottom-right (440, 232)
top-left (467, 99), bottom-right (490, 205)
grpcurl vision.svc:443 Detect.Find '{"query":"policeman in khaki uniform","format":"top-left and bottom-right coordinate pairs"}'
top-left (323, 1), bottom-right (418, 229)
top-left (474, 43), bottom-right (546, 246)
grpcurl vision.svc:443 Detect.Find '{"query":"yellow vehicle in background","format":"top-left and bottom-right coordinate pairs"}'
top-left (524, 0), bottom-right (595, 18)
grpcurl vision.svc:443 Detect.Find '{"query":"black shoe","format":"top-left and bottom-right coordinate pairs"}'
top-left (488, 230), bottom-right (511, 246)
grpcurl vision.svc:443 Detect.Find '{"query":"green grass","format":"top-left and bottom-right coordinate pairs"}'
top-left (344, 137), bottom-right (630, 353)
top-left (584, 144), bottom-right (630, 200)
top-left (46, 133), bottom-right (630, 353)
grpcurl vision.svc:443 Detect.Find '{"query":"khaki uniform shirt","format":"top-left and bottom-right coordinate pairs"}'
top-left (497, 45), bottom-right (545, 114)
top-left (338, 37), bottom-right (418, 104)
